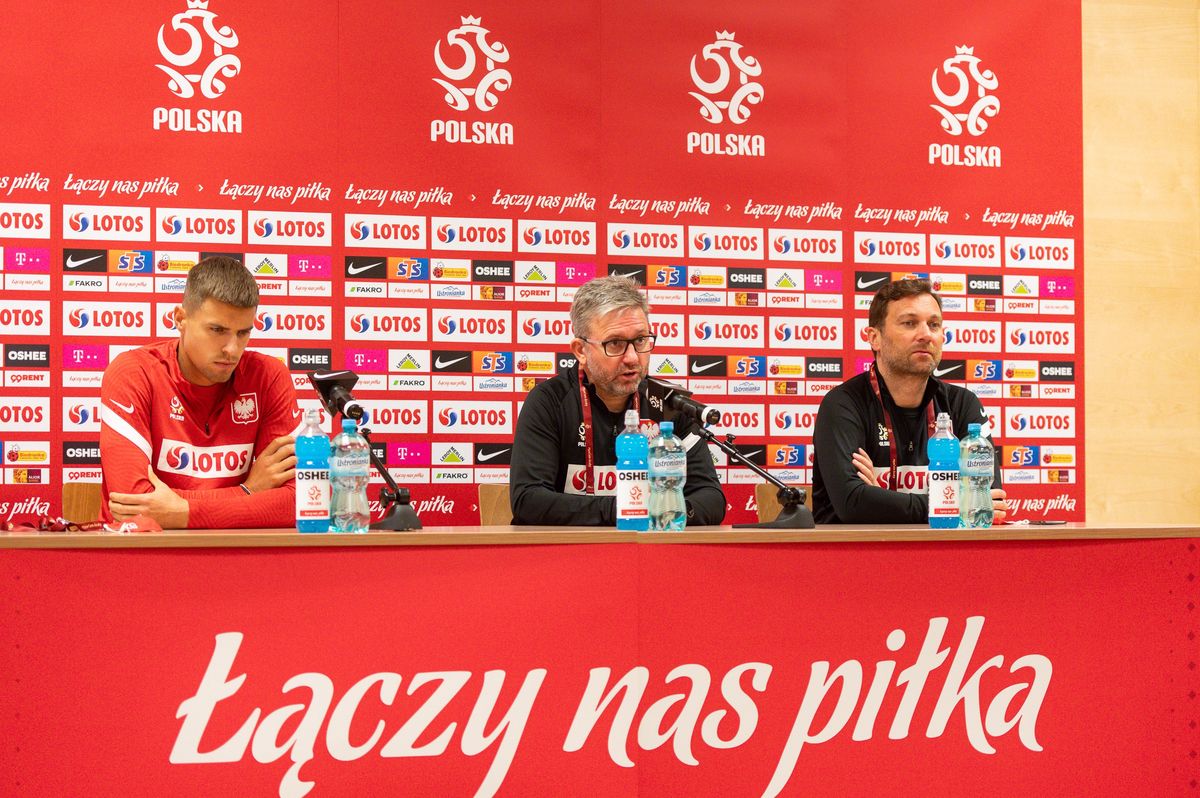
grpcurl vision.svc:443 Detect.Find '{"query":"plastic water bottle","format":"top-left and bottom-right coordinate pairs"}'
top-left (927, 411), bottom-right (960, 528)
top-left (959, 422), bottom-right (994, 528)
top-left (648, 420), bottom-right (687, 531)
top-left (330, 418), bottom-right (370, 533)
top-left (615, 409), bottom-right (650, 531)
top-left (294, 409), bottom-right (330, 533)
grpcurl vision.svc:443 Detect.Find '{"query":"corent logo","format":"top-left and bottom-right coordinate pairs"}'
top-left (153, 0), bottom-right (243, 134)
top-left (686, 31), bottom-right (765, 157)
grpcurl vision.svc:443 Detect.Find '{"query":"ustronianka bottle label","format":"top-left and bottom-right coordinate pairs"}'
top-left (928, 469), bottom-right (959, 517)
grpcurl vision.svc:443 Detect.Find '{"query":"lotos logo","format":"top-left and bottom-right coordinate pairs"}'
top-left (255, 312), bottom-right (273, 332)
top-left (351, 221), bottom-right (370, 240)
top-left (689, 31), bottom-right (763, 125)
top-left (64, 303), bottom-right (149, 336)
top-left (165, 446), bottom-right (191, 470)
top-left (433, 15), bottom-right (511, 113)
top-left (433, 401), bottom-right (510, 433)
top-left (161, 310), bottom-right (177, 330)
top-left (611, 230), bottom-right (631, 249)
top-left (774, 411), bottom-right (793, 430)
top-left (523, 227), bottom-right (542, 246)
top-left (774, 236), bottom-right (791, 254)
top-left (571, 469), bottom-right (588, 492)
top-left (157, 0), bottom-right (240, 99)
top-left (70, 309), bottom-right (89, 328)
top-left (690, 317), bottom-right (762, 346)
top-left (694, 323), bottom-right (714, 340)
top-left (253, 219), bottom-right (273, 237)
top-left (437, 224), bottom-right (455, 243)
top-left (68, 405), bottom-right (90, 425)
top-left (1006, 407), bottom-right (1075, 438)
top-left (162, 215), bottom-right (182, 235)
top-left (351, 314), bottom-right (369, 334)
top-left (438, 408), bottom-right (458, 426)
top-left (693, 234), bottom-right (712, 251)
top-left (69, 212), bottom-right (89, 233)
top-left (522, 319), bottom-right (541, 336)
top-left (438, 318), bottom-right (457, 335)
top-left (859, 239), bottom-right (876, 257)
top-left (1009, 244), bottom-right (1025, 261)
top-left (931, 46), bottom-right (999, 137)
top-left (771, 318), bottom-right (842, 350)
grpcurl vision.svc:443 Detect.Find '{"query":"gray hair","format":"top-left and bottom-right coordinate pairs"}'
top-left (570, 274), bottom-right (649, 338)
top-left (182, 256), bottom-right (259, 311)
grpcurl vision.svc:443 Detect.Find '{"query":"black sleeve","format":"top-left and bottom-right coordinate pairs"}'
top-left (676, 421), bottom-right (726, 526)
top-left (812, 389), bottom-right (927, 523)
top-left (509, 383), bottom-right (617, 526)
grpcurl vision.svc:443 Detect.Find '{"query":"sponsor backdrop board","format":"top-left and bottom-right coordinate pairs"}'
top-left (0, 1), bottom-right (1083, 525)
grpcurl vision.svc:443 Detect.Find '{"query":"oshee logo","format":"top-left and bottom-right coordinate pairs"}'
top-left (345, 214), bottom-right (426, 249)
top-left (1005, 237), bottom-right (1075, 269)
top-left (1005, 407), bottom-right (1075, 439)
top-left (433, 309), bottom-right (510, 343)
top-left (931, 46), bottom-right (999, 137)
top-left (156, 440), bottom-right (253, 478)
top-left (252, 306), bottom-right (332, 340)
top-left (0, 202), bottom-right (50, 239)
top-left (517, 311), bottom-right (572, 344)
top-left (1006, 323), bottom-right (1074, 354)
top-left (688, 226), bottom-right (762, 260)
top-left (607, 224), bottom-right (684, 257)
top-left (853, 232), bottom-right (926, 265)
top-left (156, 208), bottom-right (242, 244)
top-left (433, 400), bottom-right (512, 434)
top-left (517, 219), bottom-right (595, 255)
top-left (690, 316), bottom-right (763, 347)
top-left (346, 308), bottom-right (425, 342)
top-left (153, 1), bottom-right (242, 133)
top-left (771, 317), bottom-right (842, 350)
top-left (247, 212), bottom-right (330, 246)
top-left (768, 229), bottom-right (841, 262)
top-left (63, 205), bottom-right (151, 242)
top-left (63, 302), bottom-right (151, 337)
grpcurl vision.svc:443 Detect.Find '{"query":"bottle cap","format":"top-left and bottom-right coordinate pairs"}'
top-left (660, 421), bottom-right (673, 436)
top-left (342, 418), bottom-right (357, 433)
top-left (624, 409), bottom-right (639, 428)
top-left (967, 422), bottom-right (981, 435)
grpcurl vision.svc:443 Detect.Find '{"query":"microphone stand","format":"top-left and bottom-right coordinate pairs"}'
top-left (356, 424), bottom-right (422, 531)
top-left (691, 425), bottom-right (815, 529)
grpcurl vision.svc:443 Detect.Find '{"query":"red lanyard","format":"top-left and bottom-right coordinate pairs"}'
top-left (577, 369), bottom-right (639, 495)
top-left (868, 363), bottom-right (935, 492)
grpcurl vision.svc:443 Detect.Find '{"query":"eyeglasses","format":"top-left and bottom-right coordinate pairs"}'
top-left (577, 334), bottom-right (657, 357)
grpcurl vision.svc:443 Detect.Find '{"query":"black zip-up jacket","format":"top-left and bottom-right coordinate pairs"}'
top-left (812, 369), bottom-right (1001, 524)
top-left (510, 365), bottom-right (726, 526)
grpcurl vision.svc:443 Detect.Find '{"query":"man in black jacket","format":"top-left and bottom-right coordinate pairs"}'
top-left (812, 279), bottom-right (1007, 524)
top-left (510, 275), bottom-right (726, 526)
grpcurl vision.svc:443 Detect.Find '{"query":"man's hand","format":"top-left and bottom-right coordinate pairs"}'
top-left (109, 467), bottom-right (190, 528)
top-left (243, 435), bottom-right (296, 493)
top-left (851, 448), bottom-right (882, 486)
top-left (991, 488), bottom-right (1009, 524)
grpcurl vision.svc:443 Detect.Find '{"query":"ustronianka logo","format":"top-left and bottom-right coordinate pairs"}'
top-left (153, 0), bottom-right (242, 133)
top-left (431, 16), bottom-right (514, 145)
top-left (928, 46), bottom-right (999, 168)
top-left (687, 32), bottom-right (764, 157)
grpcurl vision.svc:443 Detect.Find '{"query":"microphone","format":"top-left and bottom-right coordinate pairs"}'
top-left (307, 370), bottom-right (365, 421)
top-left (645, 377), bottom-right (721, 426)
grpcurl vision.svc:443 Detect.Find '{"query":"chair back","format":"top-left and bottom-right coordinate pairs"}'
top-left (478, 483), bottom-right (513, 526)
top-left (62, 482), bottom-right (103, 523)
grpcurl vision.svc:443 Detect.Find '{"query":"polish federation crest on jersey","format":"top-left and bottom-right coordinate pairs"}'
top-left (157, 0), bottom-right (240, 100)
top-left (434, 16), bottom-right (510, 112)
top-left (690, 31), bottom-right (762, 125)
top-left (931, 46), bottom-right (998, 136)
top-left (170, 395), bottom-right (186, 421)
top-left (232, 392), bottom-right (259, 424)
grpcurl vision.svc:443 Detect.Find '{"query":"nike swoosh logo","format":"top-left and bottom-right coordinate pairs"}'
top-left (980, 408), bottom-right (989, 418)
top-left (610, 270), bottom-right (643, 279)
top-left (347, 261), bottom-right (383, 276)
top-left (691, 361), bottom-right (723, 374)
top-left (856, 276), bottom-right (886, 290)
top-left (477, 448), bottom-right (511, 462)
top-left (741, 449), bottom-right (764, 459)
top-left (111, 400), bottom-right (134, 414)
top-left (66, 254), bottom-right (102, 269)
top-left (933, 364), bottom-right (963, 377)
top-left (434, 355), bottom-right (468, 369)
top-left (292, 408), bottom-right (303, 418)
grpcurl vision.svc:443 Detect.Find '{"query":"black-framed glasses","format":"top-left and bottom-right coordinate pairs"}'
top-left (577, 334), bottom-right (656, 357)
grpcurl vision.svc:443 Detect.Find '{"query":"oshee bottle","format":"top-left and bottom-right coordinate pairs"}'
top-left (648, 420), bottom-right (687, 531)
top-left (330, 418), bottom-right (370, 534)
top-left (959, 422), bottom-right (995, 528)
top-left (927, 411), bottom-right (960, 529)
top-left (615, 409), bottom-right (650, 531)
top-left (294, 410), bottom-right (330, 533)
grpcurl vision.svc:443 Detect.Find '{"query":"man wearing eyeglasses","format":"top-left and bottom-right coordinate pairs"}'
top-left (510, 274), bottom-right (726, 526)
